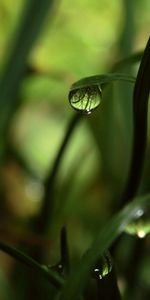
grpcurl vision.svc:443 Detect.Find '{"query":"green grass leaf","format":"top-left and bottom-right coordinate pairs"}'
top-left (120, 37), bottom-right (150, 206)
top-left (113, 50), bottom-right (143, 70)
top-left (70, 73), bottom-right (135, 91)
top-left (0, 240), bottom-right (64, 289)
top-left (0, 0), bottom-right (55, 149)
top-left (59, 194), bottom-right (150, 300)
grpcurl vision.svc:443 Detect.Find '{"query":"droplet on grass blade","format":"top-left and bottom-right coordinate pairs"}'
top-left (92, 251), bottom-right (113, 280)
top-left (125, 209), bottom-right (150, 239)
top-left (48, 263), bottom-right (64, 276)
top-left (69, 85), bottom-right (102, 114)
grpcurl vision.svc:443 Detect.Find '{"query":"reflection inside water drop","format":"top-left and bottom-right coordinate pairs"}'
top-left (92, 251), bottom-right (113, 280)
top-left (69, 85), bottom-right (101, 114)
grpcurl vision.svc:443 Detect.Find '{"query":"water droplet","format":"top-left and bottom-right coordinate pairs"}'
top-left (135, 209), bottom-right (144, 218)
top-left (69, 85), bottom-right (101, 114)
top-left (92, 251), bottom-right (113, 280)
top-left (125, 209), bottom-right (150, 238)
top-left (137, 229), bottom-right (146, 239)
top-left (48, 263), bottom-right (64, 276)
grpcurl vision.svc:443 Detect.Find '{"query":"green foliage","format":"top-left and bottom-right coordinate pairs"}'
top-left (0, 1), bottom-right (150, 300)
top-left (59, 195), bottom-right (150, 300)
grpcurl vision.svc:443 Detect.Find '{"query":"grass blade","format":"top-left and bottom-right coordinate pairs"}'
top-left (0, 240), bottom-right (64, 289)
top-left (70, 73), bottom-right (135, 91)
top-left (0, 0), bottom-right (55, 148)
top-left (120, 37), bottom-right (150, 206)
top-left (59, 194), bottom-right (150, 300)
top-left (113, 50), bottom-right (143, 70)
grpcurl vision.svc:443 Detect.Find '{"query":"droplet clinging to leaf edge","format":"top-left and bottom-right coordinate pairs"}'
top-left (68, 85), bottom-right (102, 114)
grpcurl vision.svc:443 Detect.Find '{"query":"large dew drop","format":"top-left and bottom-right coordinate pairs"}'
top-left (69, 85), bottom-right (101, 114)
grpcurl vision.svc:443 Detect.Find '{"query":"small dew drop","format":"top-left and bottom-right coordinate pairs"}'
top-left (69, 85), bottom-right (101, 114)
top-left (91, 251), bottom-right (113, 280)
top-left (48, 263), bottom-right (64, 275)
top-left (135, 209), bottom-right (144, 218)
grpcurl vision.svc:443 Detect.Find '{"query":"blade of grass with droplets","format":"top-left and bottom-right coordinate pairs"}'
top-left (0, 0), bottom-right (55, 153)
top-left (59, 194), bottom-right (150, 300)
top-left (70, 73), bottom-right (135, 91)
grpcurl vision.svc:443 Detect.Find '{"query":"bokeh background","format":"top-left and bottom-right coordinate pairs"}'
top-left (0, 0), bottom-right (149, 299)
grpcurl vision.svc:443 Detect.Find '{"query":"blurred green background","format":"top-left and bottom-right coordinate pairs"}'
top-left (0, 0), bottom-right (149, 299)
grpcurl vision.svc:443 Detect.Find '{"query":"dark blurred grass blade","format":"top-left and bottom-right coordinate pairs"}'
top-left (31, 113), bottom-right (81, 255)
top-left (120, 37), bottom-right (150, 206)
top-left (25, 114), bottom-right (81, 300)
top-left (88, 0), bottom-right (136, 206)
top-left (0, 270), bottom-right (15, 300)
top-left (116, 0), bottom-right (136, 154)
top-left (0, 0), bottom-right (55, 155)
top-left (60, 226), bottom-right (70, 275)
top-left (59, 194), bottom-right (150, 300)
top-left (0, 240), bottom-right (64, 289)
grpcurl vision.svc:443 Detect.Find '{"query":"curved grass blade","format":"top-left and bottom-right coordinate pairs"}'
top-left (34, 113), bottom-right (81, 241)
top-left (49, 226), bottom-right (70, 277)
top-left (69, 74), bottom-right (135, 115)
top-left (59, 194), bottom-right (150, 300)
top-left (60, 226), bottom-right (70, 275)
top-left (0, 240), bottom-right (64, 289)
top-left (70, 73), bottom-right (135, 91)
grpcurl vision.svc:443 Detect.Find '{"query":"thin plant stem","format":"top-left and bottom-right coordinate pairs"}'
top-left (26, 114), bottom-right (81, 300)
top-left (36, 113), bottom-right (81, 237)
top-left (0, 240), bottom-right (64, 289)
top-left (60, 226), bottom-right (70, 275)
